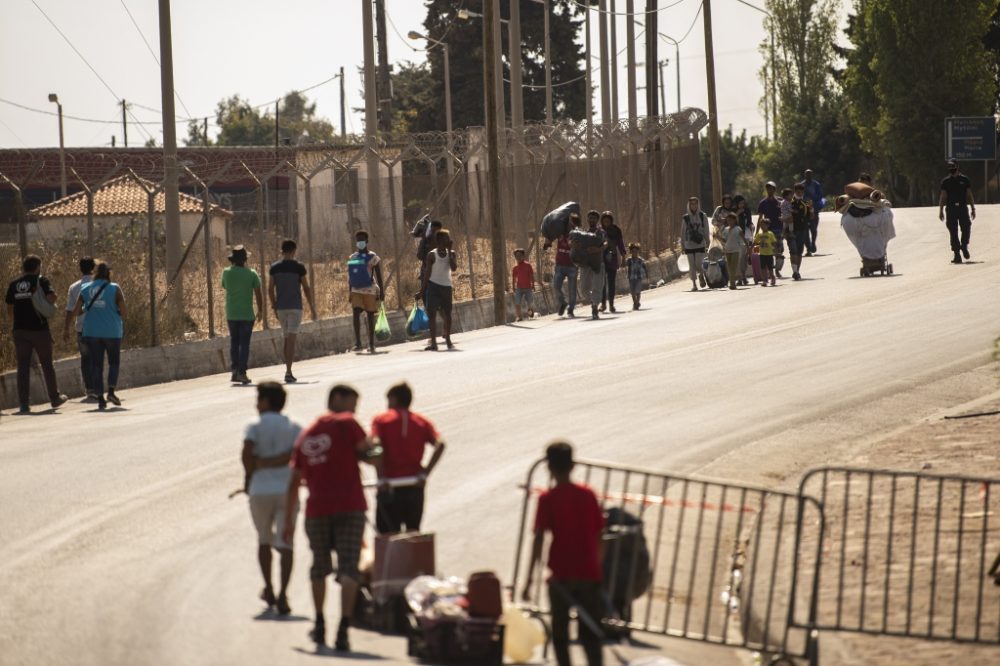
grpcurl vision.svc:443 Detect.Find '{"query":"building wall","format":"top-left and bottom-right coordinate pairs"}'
top-left (28, 213), bottom-right (228, 250)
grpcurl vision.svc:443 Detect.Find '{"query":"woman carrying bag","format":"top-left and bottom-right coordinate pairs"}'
top-left (73, 262), bottom-right (126, 411)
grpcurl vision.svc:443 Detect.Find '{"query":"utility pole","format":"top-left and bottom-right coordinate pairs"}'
top-left (157, 0), bottom-right (183, 308)
top-left (203, 117), bottom-right (208, 146)
top-left (483, 0), bottom-right (506, 326)
top-left (645, 0), bottom-right (658, 117)
top-left (610, 0), bottom-right (618, 122)
top-left (509, 0), bottom-right (524, 130)
top-left (121, 99), bottom-right (128, 147)
top-left (362, 0), bottom-right (382, 248)
top-left (339, 66), bottom-right (347, 139)
top-left (374, 0), bottom-right (392, 135)
top-left (626, 0), bottom-right (637, 126)
top-left (702, 0), bottom-right (723, 204)
top-left (658, 60), bottom-right (666, 117)
top-left (275, 100), bottom-right (280, 148)
top-left (543, 0), bottom-right (553, 124)
top-left (585, 4), bottom-right (593, 126)
top-left (598, 0), bottom-right (611, 124)
top-left (492, 0), bottom-right (505, 129)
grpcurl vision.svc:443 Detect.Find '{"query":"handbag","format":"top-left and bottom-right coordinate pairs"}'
top-left (31, 278), bottom-right (56, 319)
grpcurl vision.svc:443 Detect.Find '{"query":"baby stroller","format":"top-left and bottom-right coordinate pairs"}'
top-left (701, 246), bottom-right (729, 289)
top-left (840, 199), bottom-right (896, 277)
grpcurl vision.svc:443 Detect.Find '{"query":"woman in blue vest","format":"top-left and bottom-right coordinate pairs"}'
top-left (73, 261), bottom-right (126, 410)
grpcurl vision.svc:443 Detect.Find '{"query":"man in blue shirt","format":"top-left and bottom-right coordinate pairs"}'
top-left (756, 182), bottom-right (785, 278)
top-left (798, 169), bottom-right (825, 255)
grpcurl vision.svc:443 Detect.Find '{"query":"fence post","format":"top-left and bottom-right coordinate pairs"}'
top-left (203, 188), bottom-right (216, 337)
top-left (146, 190), bottom-right (158, 347)
top-left (383, 159), bottom-right (403, 310)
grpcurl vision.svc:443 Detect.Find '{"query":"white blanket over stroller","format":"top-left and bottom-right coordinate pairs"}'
top-left (840, 202), bottom-right (896, 260)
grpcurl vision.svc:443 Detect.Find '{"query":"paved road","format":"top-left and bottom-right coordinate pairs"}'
top-left (2, 205), bottom-right (998, 666)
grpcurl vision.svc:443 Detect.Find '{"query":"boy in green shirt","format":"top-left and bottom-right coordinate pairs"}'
top-left (222, 245), bottom-right (263, 384)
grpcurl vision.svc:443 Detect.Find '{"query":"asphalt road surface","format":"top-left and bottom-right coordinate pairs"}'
top-left (2, 205), bottom-right (998, 666)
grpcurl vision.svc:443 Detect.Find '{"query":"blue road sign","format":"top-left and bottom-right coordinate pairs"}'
top-left (946, 117), bottom-right (997, 160)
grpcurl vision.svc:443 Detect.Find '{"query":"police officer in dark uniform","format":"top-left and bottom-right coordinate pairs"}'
top-left (938, 159), bottom-right (977, 264)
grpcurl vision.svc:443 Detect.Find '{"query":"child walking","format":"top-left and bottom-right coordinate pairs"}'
top-left (754, 219), bottom-right (778, 287)
top-left (511, 248), bottom-right (535, 321)
top-left (721, 212), bottom-right (746, 290)
top-left (625, 243), bottom-right (647, 310)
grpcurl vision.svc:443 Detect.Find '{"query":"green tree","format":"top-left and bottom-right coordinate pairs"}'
top-left (185, 91), bottom-right (337, 147)
top-left (843, 0), bottom-right (996, 204)
top-left (401, 0), bottom-right (587, 133)
top-left (699, 126), bottom-right (762, 203)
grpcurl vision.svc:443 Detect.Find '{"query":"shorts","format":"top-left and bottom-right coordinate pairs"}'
top-left (304, 511), bottom-right (366, 582)
top-left (425, 281), bottom-right (453, 315)
top-left (350, 291), bottom-right (379, 313)
top-left (788, 230), bottom-right (809, 256)
top-left (514, 288), bottom-right (534, 307)
top-left (275, 309), bottom-right (303, 335)
top-left (759, 255), bottom-right (775, 269)
top-left (249, 493), bottom-right (297, 550)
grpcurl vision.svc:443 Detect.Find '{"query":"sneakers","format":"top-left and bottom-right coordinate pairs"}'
top-left (805, 251), bottom-right (813, 257)
top-left (230, 371), bottom-right (238, 383)
top-left (310, 618), bottom-right (326, 646)
top-left (591, 306), bottom-right (599, 320)
top-left (952, 252), bottom-right (963, 264)
top-left (236, 373), bottom-right (252, 385)
top-left (792, 272), bottom-right (801, 281)
top-left (770, 278), bottom-right (776, 286)
top-left (276, 594), bottom-right (291, 616)
top-left (557, 303), bottom-right (567, 317)
top-left (284, 372), bottom-right (297, 384)
top-left (566, 307), bottom-right (575, 318)
top-left (85, 392), bottom-right (99, 401)
top-left (609, 305), bottom-right (617, 313)
top-left (962, 247), bottom-right (971, 260)
top-left (17, 405), bottom-right (30, 414)
top-left (51, 394), bottom-right (68, 409)
top-left (106, 390), bottom-right (122, 407)
top-left (334, 619), bottom-right (350, 652)
top-left (98, 396), bottom-right (107, 411)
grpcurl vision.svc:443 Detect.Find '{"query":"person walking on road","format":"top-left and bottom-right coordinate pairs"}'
top-left (63, 257), bottom-right (95, 399)
top-left (420, 229), bottom-right (457, 350)
top-left (798, 169), bottom-right (824, 255)
top-left (788, 183), bottom-right (812, 281)
top-left (757, 182), bottom-right (785, 278)
top-left (711, 193), bottom-right (736, 236)
top-left (73, 262), bottom-right (126, 410)
top-left (938, 159), bottom-right (977, 264)
top-left (754, 220), bottom-right (778, 287)
top-left (242, 381), bottom-right (300, 616)
top-left (511, 248), bottom-right (536, 321)
top-left (722, 212), bottom-right (747, 290)
top-left (599, 211), bottom-right (626, 313)
top-left (222, 246), bottom-right (263, 385)
top-left (733, 196), bottom-right (754, 286)
top-left (284, 384), bottom-right (380, 652)
top-left (371, 382), bottom-right (446, 534)
top-left (544, 213), bottom-right (580, 318)
top-left (522, 442), bottom-right (605, 666)
top-left (574, 210), bottom-right (607, 320)
top-left (348, 230), bottom-right (385, 354)
top-left (5, 255), bottom-right (68, 414)
top-left (625, 243), bottom-right (647, 310)
top-left (269, 239), bottom-right (317, 382)
top-left (681, 197), bottom-right (711, 291)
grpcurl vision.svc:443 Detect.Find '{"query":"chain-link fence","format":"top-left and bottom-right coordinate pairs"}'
top-left (0, 109), bottom-right (706, 371)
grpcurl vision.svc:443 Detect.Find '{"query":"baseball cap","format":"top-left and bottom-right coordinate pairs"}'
top-left (765, 181), bottom-right (776, 188)
top-left (946, 158), bottom-right (957, 168)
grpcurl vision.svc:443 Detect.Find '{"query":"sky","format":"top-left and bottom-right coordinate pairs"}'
top-left (0, 0), bottom-right (853, 149)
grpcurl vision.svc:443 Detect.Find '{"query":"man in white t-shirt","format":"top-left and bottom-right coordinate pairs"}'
top-left (242, 382), bottom-right (301, 615)
top-left (62, 257), bottom-right (95, 399)
top-left (347, 230), bottom-right (385, 354)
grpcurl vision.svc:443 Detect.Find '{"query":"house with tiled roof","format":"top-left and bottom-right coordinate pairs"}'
top-left (27, 173), bottom-right (231, 246)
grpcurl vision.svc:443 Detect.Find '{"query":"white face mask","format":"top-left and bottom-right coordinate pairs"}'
top-left (356, 240), bottom-right (367, 250)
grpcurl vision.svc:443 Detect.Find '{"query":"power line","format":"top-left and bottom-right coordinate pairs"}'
top-left (677, 2), bottom-right (704, 43)
top-left (0, 116), bottom-right (29, 147)
top-left (117, 0), bottom-right (194, 119)
top-left (504, 28), bottom-right (648, 90)
top-left (28, 0), bottom-right (155, 142)
top-left (569, 0), bottom-right (691, 16)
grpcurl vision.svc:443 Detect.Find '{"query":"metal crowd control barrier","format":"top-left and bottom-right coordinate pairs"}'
top-left (791, 467), bottom-right (1000, 652)
top-left (511, 458), bottom-right (824, 664)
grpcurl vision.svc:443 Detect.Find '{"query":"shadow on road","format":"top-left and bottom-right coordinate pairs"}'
top-left (292, 646), bottom-right (385, 660)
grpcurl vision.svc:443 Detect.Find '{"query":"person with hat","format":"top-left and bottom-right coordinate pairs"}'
top-left (756, 181), bottom-right (785, 278)
top-left (222, 245), bottom-right (263, 384)
top-left (798, 169), bottom-right (824, 255)
top-left (938, 159), bottom-right (976, 264)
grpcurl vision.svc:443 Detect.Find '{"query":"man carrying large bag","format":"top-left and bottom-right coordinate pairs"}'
top-left (571, 210), bottom-right (607, 320)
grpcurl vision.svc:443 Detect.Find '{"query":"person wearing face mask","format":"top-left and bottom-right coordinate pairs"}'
top-left (938, 159), bottom-right (977, 264)
top-left (680, 197), bottom-right (711, 291)
top-left (347, 230), bottom-right (385, 354)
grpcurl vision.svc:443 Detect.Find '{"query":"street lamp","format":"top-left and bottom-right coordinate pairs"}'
top-left (407, 31), bottom-right (452, 137)
top-left (48, 93), bottom-right (66, 198)
top-left (658, 33), bottom-right (681, 112)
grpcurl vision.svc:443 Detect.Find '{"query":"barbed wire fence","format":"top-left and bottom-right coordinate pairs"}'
top-left (0, 109), bottom-right (706, 369)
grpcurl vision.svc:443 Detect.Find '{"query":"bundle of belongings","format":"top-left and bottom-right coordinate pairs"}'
top-left (570, 227), bottom-right (605, 271)
top-left (540, 202), bottom-right (582, 241)
top-left (838, 182), bottom-right (896, 276)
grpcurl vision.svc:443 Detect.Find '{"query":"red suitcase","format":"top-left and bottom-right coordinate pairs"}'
top-left (750, 249), bottom-right (762, 284)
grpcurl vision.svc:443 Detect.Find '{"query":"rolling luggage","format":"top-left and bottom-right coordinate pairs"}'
top-left (750, 247), bottom-right (762, 284)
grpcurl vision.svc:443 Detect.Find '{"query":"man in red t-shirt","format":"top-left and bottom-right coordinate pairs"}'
top-left (543, 213), bottom-right (581, 317)
top-left (371, 382), bottom-right (445, 534)
top-left (283, 384), bottom-right (379, 652)
top-left (522, 442), bottom-right (604, 666)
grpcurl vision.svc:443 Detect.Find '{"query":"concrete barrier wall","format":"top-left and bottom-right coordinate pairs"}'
top-left (1, 252), bottom-right (681, 410)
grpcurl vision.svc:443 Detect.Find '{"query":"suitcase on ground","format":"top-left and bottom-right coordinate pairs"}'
top-left (750, 250), bottom-right (762, 283)
top-left (467, 571), bottom-right (503, 619)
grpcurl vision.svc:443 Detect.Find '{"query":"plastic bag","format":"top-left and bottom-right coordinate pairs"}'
top-left (374, 303), bottom-right (392, 342)
top-left (405, 303), bottom-right (430, 338)
top-left (540, 201), bottom-right (581, 241)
